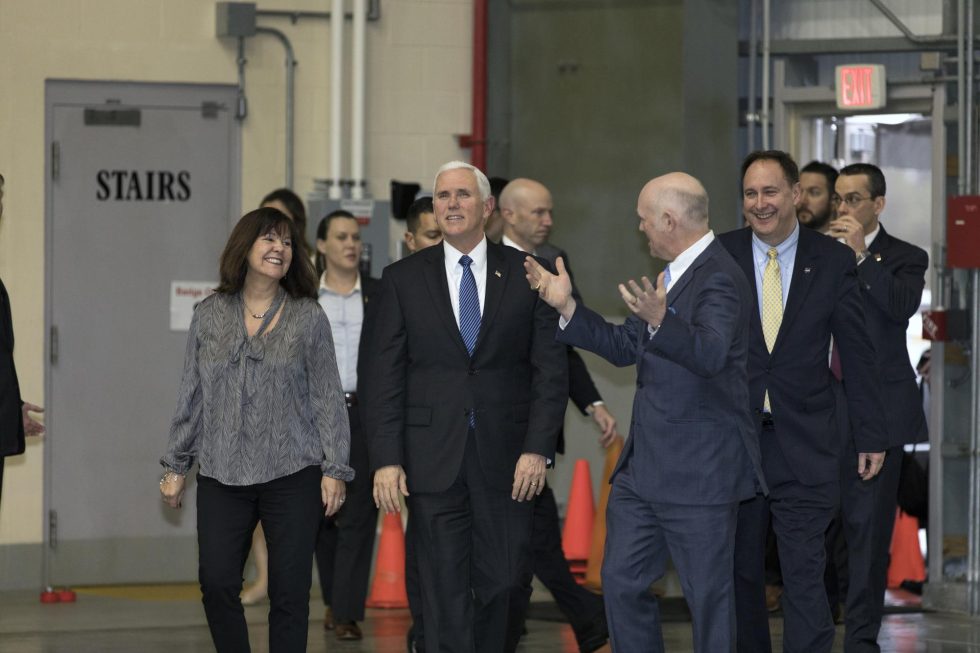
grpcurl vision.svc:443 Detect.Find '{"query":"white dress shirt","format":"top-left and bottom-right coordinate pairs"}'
top-left (318, 274), bottom-right (363, 393)
top-left (664, 230), bottom-right (716, 292)
top-left (443, 237), bottom-right (488, 326)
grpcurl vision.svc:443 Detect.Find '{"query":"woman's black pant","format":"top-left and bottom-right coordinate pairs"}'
top-left (197, 465), bottom-right (323, 653)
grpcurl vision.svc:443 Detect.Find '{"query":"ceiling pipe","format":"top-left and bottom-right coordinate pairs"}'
top-left (868, 0), bottom-right (956, 44)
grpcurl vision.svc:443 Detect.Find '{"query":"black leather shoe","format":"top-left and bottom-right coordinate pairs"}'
top-left (335, 621), bottom-right (363, 641)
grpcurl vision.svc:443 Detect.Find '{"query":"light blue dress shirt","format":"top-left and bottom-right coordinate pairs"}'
top-left (751, 221), bottom-right (799, 319)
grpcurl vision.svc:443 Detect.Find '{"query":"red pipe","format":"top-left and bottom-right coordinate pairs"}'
top-left (458, 0), bottom-right (487, 171)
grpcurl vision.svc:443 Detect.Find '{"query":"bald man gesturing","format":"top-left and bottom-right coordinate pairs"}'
top-left (526, 173), bottom-right (766, 652)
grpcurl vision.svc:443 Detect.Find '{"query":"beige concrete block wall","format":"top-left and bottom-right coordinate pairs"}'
top-left (0, 0), bottom-right (473, 544)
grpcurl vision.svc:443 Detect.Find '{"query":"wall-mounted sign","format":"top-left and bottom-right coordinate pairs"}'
top-left (170, 281), bottom-right (216, 331)
top-left (341, 198), bottom-right (375, 225)
top-left (97, 170), bottom-right (191, 201)
top-left (836, 64), bottom-right (886, 110)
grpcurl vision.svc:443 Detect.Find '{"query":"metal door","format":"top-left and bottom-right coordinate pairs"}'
top-left (45, 80), bottom-right (240, 585)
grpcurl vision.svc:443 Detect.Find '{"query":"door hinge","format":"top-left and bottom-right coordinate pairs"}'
top-left (48, 510), bottom-right (58, 549)
top-left (50, 141), bottom-right (60, 182)
top-left (50, 325), bottom-right (59, 365)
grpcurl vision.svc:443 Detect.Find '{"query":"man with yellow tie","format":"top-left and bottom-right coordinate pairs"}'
top-left (717, 150), bottom-right (888, 653)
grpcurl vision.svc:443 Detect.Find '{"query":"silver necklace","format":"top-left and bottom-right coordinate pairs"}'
top-left (244, 298), bottom-right (273, 319)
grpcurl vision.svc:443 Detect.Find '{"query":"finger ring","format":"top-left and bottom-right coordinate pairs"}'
top-left (530, 481), bottom-right (538, 486)
top-left (339, 498), bottom-right (346, 503)
top-left (532, 284), bottom-right (540, 291)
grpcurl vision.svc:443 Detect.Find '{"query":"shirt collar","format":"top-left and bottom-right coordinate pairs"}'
top-left (502, 234), bottom-right (532, 255)
top-left (667, 230), bottom-right (715, 286)
top-left (864, 224), bottom-right (880, 249)
top-left (319, 273), bottom-right (362, 297)
top-left (752, 220), bottom-right (800, 262)
top-left (444, 236), bottom-right (488, 268)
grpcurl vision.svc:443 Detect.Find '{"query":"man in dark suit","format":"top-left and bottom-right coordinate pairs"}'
top-left (826, 163), bottom-right (927, 652)
top-left (499, 178), bottom-right (614, 652)
top-left (718, 151), bottom-right (888, 653)
top-left (526, 171), bottom-right (765, 652)
top-left (367, 161), bottom-right (568, 652)
top-left (0, 173), bottom-right (45, 509)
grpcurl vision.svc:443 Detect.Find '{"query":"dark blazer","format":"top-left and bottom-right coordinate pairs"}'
top-left (857, 226), bottom-right (928, 447)
top-left (0, 279), bottom-right (24, 458)
top-left (559, 239), bottom-right (765, 505)
top-left (366, 241), bottom-right (568, 493)
top-left (718, 226), bottom-right (888, 486)
top-left (354, 275), bottom-right (381, 399)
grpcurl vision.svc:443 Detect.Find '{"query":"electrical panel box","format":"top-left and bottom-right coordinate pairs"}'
top-left (307, 190), bottom-right (391, 280)
top-left (947, 195), bottom-right (980, 268)
top-left (216, 2), bottom-right (257, 38)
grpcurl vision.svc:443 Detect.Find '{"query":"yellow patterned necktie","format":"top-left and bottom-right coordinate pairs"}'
top-left (762, 247), bottom-right (782, 412)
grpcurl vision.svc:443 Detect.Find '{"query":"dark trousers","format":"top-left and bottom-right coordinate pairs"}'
top-left (409, 430), bottom-right (534, 653)
top-left (314, 406), bottom-right (378, 622)
top-left (507, 482), bottom-right (605, 642)
top-left (735, 426), bottom-right (838, 653)
top-left (197, 465), bottom-right (323, 653)
top-left (602, 455), bottom-right (738, 653)
top-left (405, 514), bottom-right (425, 651)
top-left (845, 444), bottom-right (903, 652)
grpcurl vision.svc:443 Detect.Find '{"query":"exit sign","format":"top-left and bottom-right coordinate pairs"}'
top-left (836, 64), bottom-right (886, 110)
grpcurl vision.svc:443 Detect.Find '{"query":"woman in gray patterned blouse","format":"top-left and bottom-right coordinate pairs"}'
top-left (159, 207), bottom-right (353, 653)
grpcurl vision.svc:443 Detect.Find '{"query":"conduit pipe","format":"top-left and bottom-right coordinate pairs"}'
top-left (869, 0), bottom-right (957, 44)
top-left (256, 27), bottom-right (296, 188)
top-left (746, 0), bottom-right (758, 152)
top-left (329, 0), bottom-right (344, 199)
top-left (760, 0), bottom-right (770, 150)
top-left (351, 0), bottom-right (367, 199)
top-left (457, 0), bottom-right (488, 171)
top-left (236, 36), bottom-right (248, 120)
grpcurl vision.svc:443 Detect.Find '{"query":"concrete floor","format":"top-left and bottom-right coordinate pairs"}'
top-left (2, 588), bottom-right (980, 652)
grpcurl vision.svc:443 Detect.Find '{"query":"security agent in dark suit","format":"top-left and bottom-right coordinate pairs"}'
top-left (0, 173), bottom-right (45, 508)
top-left (527, 172), bottom-right (766, 652)
top-left (499, 178), bottom-right (614, 652)
top-left (825, 163), bottom-right (927, 652)
top-left (718, 151), bottom-right (889, 653)
top-left (311, 210), bottom-right (381, 641)
top-left (367, 161), bottom-right (568, 653)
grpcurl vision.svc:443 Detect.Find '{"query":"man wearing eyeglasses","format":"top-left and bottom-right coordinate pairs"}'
top-left (828, 163), bottom-right (928, 653)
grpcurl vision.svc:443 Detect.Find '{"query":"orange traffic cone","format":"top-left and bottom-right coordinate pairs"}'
top-left (887, 508), bottom-right (926, 589)
top-left (365, 512), bottom-right (409, 608)
top-left (584, 436), bottom-right (624, 590)
top-left (562, 459), bottom-right (596, 583)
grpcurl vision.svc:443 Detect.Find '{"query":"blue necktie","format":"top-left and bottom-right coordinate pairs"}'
top-left (458, 255), bottom-right (481, 355)
top-left (458, 255), bottom-right (480, 428)
top-left (663, 266), bottom-right (672, 292)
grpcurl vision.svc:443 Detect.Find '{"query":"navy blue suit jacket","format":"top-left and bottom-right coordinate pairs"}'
top-left (858, 226), bottom-right (928, 447)
top-left (559, 239), bottom-right (765, 505)
top-left (718, 226), bottom-right (889, 486)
